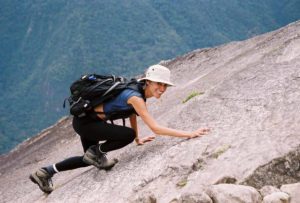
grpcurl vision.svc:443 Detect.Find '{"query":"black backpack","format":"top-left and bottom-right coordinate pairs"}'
top-left (63, 74), bottom-right (145, 120)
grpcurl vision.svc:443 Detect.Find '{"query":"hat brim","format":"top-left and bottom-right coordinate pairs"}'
top-left (138, 78), bottom-right (175, 86)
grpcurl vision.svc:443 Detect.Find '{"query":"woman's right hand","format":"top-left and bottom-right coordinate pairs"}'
top-left (187, 128), bottom-right (210, 139)
top-left (135, 136), bottom-right (156, 145)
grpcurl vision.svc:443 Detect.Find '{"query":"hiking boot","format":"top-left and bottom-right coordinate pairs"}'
top-left (83, 146), bottom-right (118, 170)
top-left (29, 168), bottom-right (53, 194)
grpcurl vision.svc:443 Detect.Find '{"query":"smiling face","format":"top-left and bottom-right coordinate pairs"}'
top-left (145, 80), bottom-right (168, 99)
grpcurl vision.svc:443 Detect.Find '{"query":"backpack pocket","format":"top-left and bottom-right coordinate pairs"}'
top-left (70, 97), bottom-right (92, 118)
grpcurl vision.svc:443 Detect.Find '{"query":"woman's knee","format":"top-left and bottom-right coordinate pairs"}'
top-left (124, 128), bottom-right (135, 143)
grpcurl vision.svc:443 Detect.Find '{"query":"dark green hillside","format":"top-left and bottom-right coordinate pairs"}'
top-left (150, 0), bottom-right (300, 49)
top-left (1, 0), bottom-right (300, 154)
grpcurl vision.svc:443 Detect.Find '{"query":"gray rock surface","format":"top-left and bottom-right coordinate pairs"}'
top-left (259, 186), bottom-right (282, 197)
top-left (169, 192), bottom-right (213, 203)
top-left (242, 147), bottom-right (300, 188)
top-left (263, 192), bottom-right (290, 203)
top-left (205, 184), bottom-right (262, 203)
top-left (280, 183), bottom-right (300, 203)
top-left (1, 20), bottom-right (300, 203)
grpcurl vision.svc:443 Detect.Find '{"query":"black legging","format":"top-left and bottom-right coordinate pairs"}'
top-left (55, 116), bottom-right (135, 172)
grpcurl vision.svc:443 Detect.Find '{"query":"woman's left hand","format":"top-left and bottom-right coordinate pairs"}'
top-left (187, 128), bottom-right (210, 139)
top-left (136, 136), bottom-right (156, 145)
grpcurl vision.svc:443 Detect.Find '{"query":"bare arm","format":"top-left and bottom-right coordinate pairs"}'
top-left (129, 113), bottom-right (155, 145)
top-left (128, 96), bottom-right (209, 138)
top-left (129, 114), bottom-right (138, 142)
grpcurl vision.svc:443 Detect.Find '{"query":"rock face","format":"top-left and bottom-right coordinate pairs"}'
top-left (205, 184), bottom-right (262, 203)
top-left (0, 21), bottom-right (300, 203)
top-left (280, 183), bottom-right (300, 203)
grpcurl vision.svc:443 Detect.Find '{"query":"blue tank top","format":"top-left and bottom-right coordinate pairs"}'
top-left (103, 89), bottom-right (143, 115)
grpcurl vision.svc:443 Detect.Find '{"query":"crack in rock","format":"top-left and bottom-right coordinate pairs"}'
top-left (241, 145), bottom-right (300, 188)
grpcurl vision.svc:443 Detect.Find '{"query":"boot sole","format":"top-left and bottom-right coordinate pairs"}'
top-left (29, 173), bottom-right (53, 194)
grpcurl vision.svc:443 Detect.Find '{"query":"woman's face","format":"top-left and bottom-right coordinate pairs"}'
top-left (146, 81), bottom-right (168, 99)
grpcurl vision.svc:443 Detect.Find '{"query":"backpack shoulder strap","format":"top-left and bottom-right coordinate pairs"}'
top-left (126, 79), bottom-right (146, 101)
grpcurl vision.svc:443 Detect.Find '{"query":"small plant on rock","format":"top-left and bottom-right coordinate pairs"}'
top-left (182, 91), bottom-right (204, 104)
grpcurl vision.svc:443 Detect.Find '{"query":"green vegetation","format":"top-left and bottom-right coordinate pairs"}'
top-left (211, 144), bottom-right (231, 159)
top-left (1, 0), bottom-right (300, 154)
top-left (182, 91), bottom-right (204, 104)
top-left (176, 177), bottom-right (188, 188)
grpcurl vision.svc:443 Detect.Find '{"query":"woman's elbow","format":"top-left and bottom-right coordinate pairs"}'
top-left (150, 124), bottom-right (162, 135)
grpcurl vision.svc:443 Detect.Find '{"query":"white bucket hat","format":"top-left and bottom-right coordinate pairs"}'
top-left (139, 64), bottom-right (175, 86)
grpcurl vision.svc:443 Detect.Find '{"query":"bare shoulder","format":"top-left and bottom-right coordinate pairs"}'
top-left (128, 95), bottom-right (157, 129)
top-left (128, 96), bottom-right (149, 116)
top-left (127, 96), bottom-right (146, 105)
